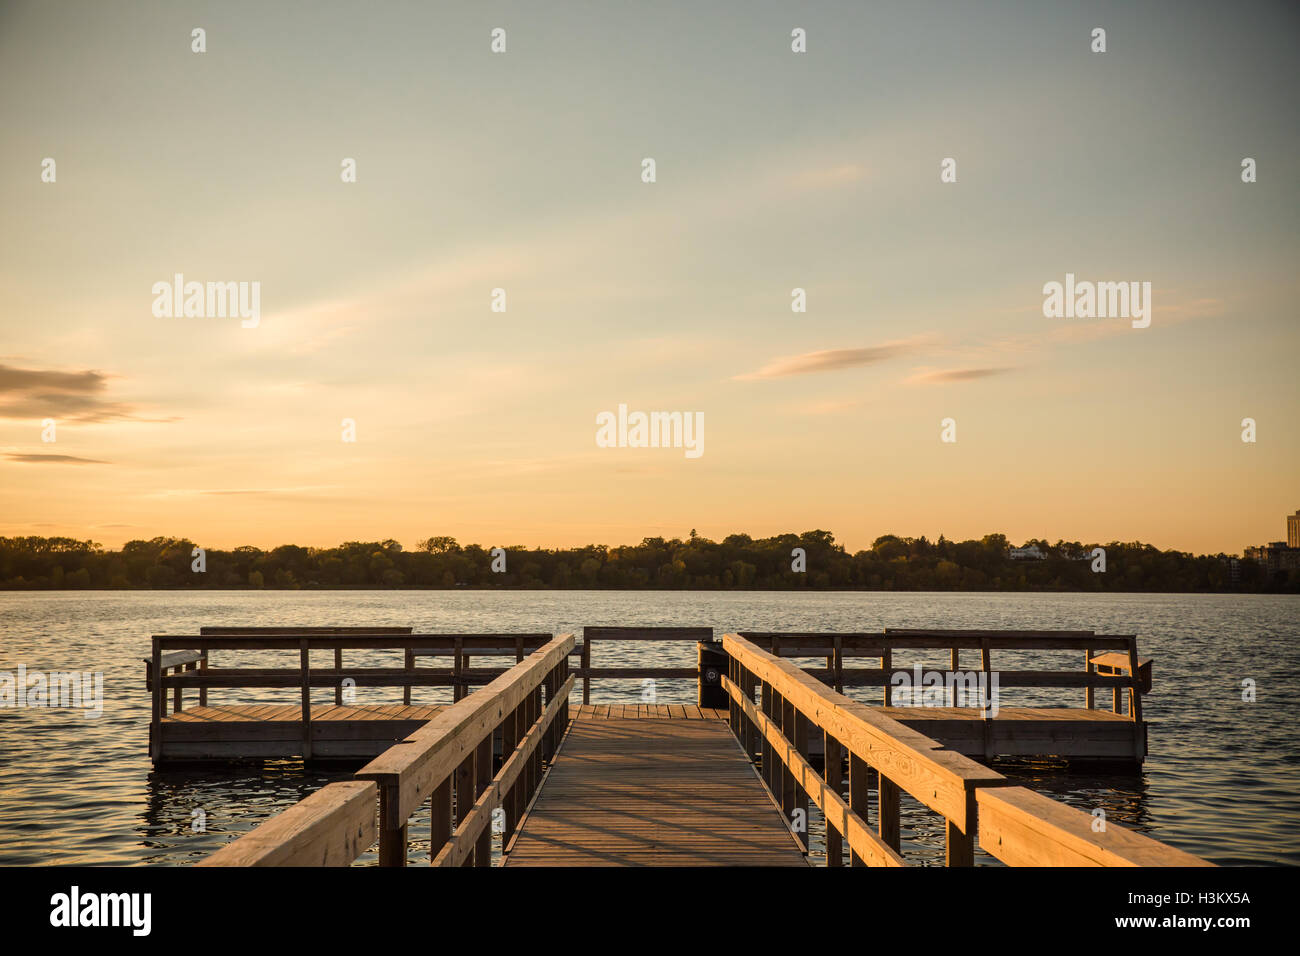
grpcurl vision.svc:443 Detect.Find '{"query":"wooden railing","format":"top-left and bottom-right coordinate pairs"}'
top-left (199, 780), bottom-right (377, 867)
top-left (741, 628), bottom-right (1148, 714)
top-left (195, 627), bottom-right (1205, 868)
top-left (976, 786), bottom-right (1211, 867)
top-left (403, 633), bottom-right (554, 704)
top-left (201, 634), bottom-right (574, 867)
top-left (356, 634), bottom-right (575, 866)
top-left (142, 649), bottom-right (208, 711)
top-left (723, 632), bottom-right (1007, 866)
top-left (148, 627), bottom-right (575, 760)
top-left (577, 626), bottom-right (711, 703)
top-left (722, 632), bottom-right (1208, 867)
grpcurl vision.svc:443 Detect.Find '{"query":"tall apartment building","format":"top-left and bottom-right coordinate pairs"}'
top-left (1246, 510), bottom-right (1300, 575)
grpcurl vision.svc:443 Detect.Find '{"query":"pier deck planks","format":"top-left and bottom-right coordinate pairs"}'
top-left (572, 704), bottom-right (726, 720)
top-left (156, 703), bottom-right (445, 761)
top-left (163, 703), bottom-right (444, 722)
top-left (504, 718), bottom-right (807, 867)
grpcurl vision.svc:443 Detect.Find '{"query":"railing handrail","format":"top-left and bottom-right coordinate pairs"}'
top-left (977, 786), bottom-right (1213, 867)
top-left (198, 635), bottom-right (575, 867)
top-left (722, 632), bottom-right (1195, 868)
top-left (722, 632), bottom-right (1005, 861)
top-left (358, 635), bottom-right (573, 790)
top-left (742, 629), bottom-right (1136, 651)
top-left (199, 626), bottom-right (415, 634)
top-left (583, 626), bottom-right (712, 640)
top-left (738, 628), bottom-right (1148, 715)
top-left (357, 634), bottom-right (575, 864)
top-left (576, 625), bottom-right (713, 703)
top-left (198, 780), bottom-right (378, 867)
top-left (154, 631), bottom-right (554, 649)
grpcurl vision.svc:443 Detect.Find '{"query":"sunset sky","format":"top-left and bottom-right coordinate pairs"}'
top-left (2, 0), bottom-right (1297, 555)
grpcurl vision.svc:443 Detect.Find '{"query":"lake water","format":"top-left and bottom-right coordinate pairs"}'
top-left (0, 590), bottom-right (1296, 866)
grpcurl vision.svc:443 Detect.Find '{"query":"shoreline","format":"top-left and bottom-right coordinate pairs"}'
top-left (3, 586), bottom-right (1297, 595)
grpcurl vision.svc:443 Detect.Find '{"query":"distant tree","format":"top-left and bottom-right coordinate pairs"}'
top-left (418, 536), bottom-right (460, 554)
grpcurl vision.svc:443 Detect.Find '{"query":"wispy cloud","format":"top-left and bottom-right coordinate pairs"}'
top-left (0, 365), bottom-right (105, 393)
top-left (785, 162), bottom-right (868, 192)
top-left (150, 486), bottom-right (340, 499)
top-left (734, 336), bottom-right (939, 381)
top-left (905, 366), bottom-right (1012, 385)
top-left (797, 397), bottom-right (867, 416)
top-left (0, 362), bottom-right (173, 423)
top-left (5, 453), bottom-right (109, 464)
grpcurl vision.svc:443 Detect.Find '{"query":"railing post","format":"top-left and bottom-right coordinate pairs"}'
top-left (697, 639), bottom-right (727, 709)
top-left (527, 686), bottom-right (540, 799)
top-left (300, 639), bottom-right (312, 761)
top-left (542, 665), bottom-right (555, 764)
top-left (945, 791), bottom-right (976, 866)
top-left (760, 681), bottom-right (775, 791)
top-left (881, 646), bottom-right (892, 706)
top-left (453, 637), bottom-right (465, 702)
top-left (979, 638), bottom-right (993, 761)
top-left (726, 654), bottom-right (737, 737)
top-left (742, 666), bottom-right (757, 761)
top-left (334, 647), bottom-right (343, 706)
top-left (792, 708), bottom-right (810, 851)
top-left (150, 638), bottom-right (162, 762)
top-left (403, 648), bottom-right (413, 706)
top-left (950, 646), bottom-right (959, 706)
top-left (848, 754), bottom-right (868, 865)
top-left (172, 663), bottom-right (183, 713)
top-left (878, 773), bottom-right (900, 852)
top-left (1085, 647), bottom-right (1094, 710)
top-left (377, 784), bottom-right (407, 867)
top-left (780, 695), bottom-right (796, 826)
top-left (502, 704), bottom-right (521, 837)
top-left (825, 731), bottom-right (843, 866)
top-left (474, 733), bottom-right (493, 866)
top-left (198, 648), bottom-right (208, 707)
top-left (430, 777), bottom-right (452, 863)
top-left (580, 631), bottom-right (591, 704)
top-left (1127, 636), bottom-right (1144, 761)
top-left (558, 656), bottom-right (569, 730)
top-left (454, 750), bottom-right (477, 867)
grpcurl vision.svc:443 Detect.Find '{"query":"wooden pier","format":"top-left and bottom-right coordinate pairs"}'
top-left (194, 625), bottom-right (1212, 868)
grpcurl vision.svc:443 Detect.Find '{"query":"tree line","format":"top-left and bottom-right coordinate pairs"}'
top-left (0, 530), bottom-right (1292, 592)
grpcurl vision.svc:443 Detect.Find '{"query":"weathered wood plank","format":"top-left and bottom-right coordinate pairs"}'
top-left (977, 787), bottom-right (1213, 867)
top-left (198, 781), bottom-right (376, 866)
top-left (505, 718), bottom-right (805, 867)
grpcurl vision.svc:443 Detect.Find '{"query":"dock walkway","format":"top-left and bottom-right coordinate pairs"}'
top-left (505, 715), bottom-right (805, 866)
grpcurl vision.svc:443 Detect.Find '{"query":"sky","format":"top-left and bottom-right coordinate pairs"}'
top-left (1, 0), bottom-right (1297, 555)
